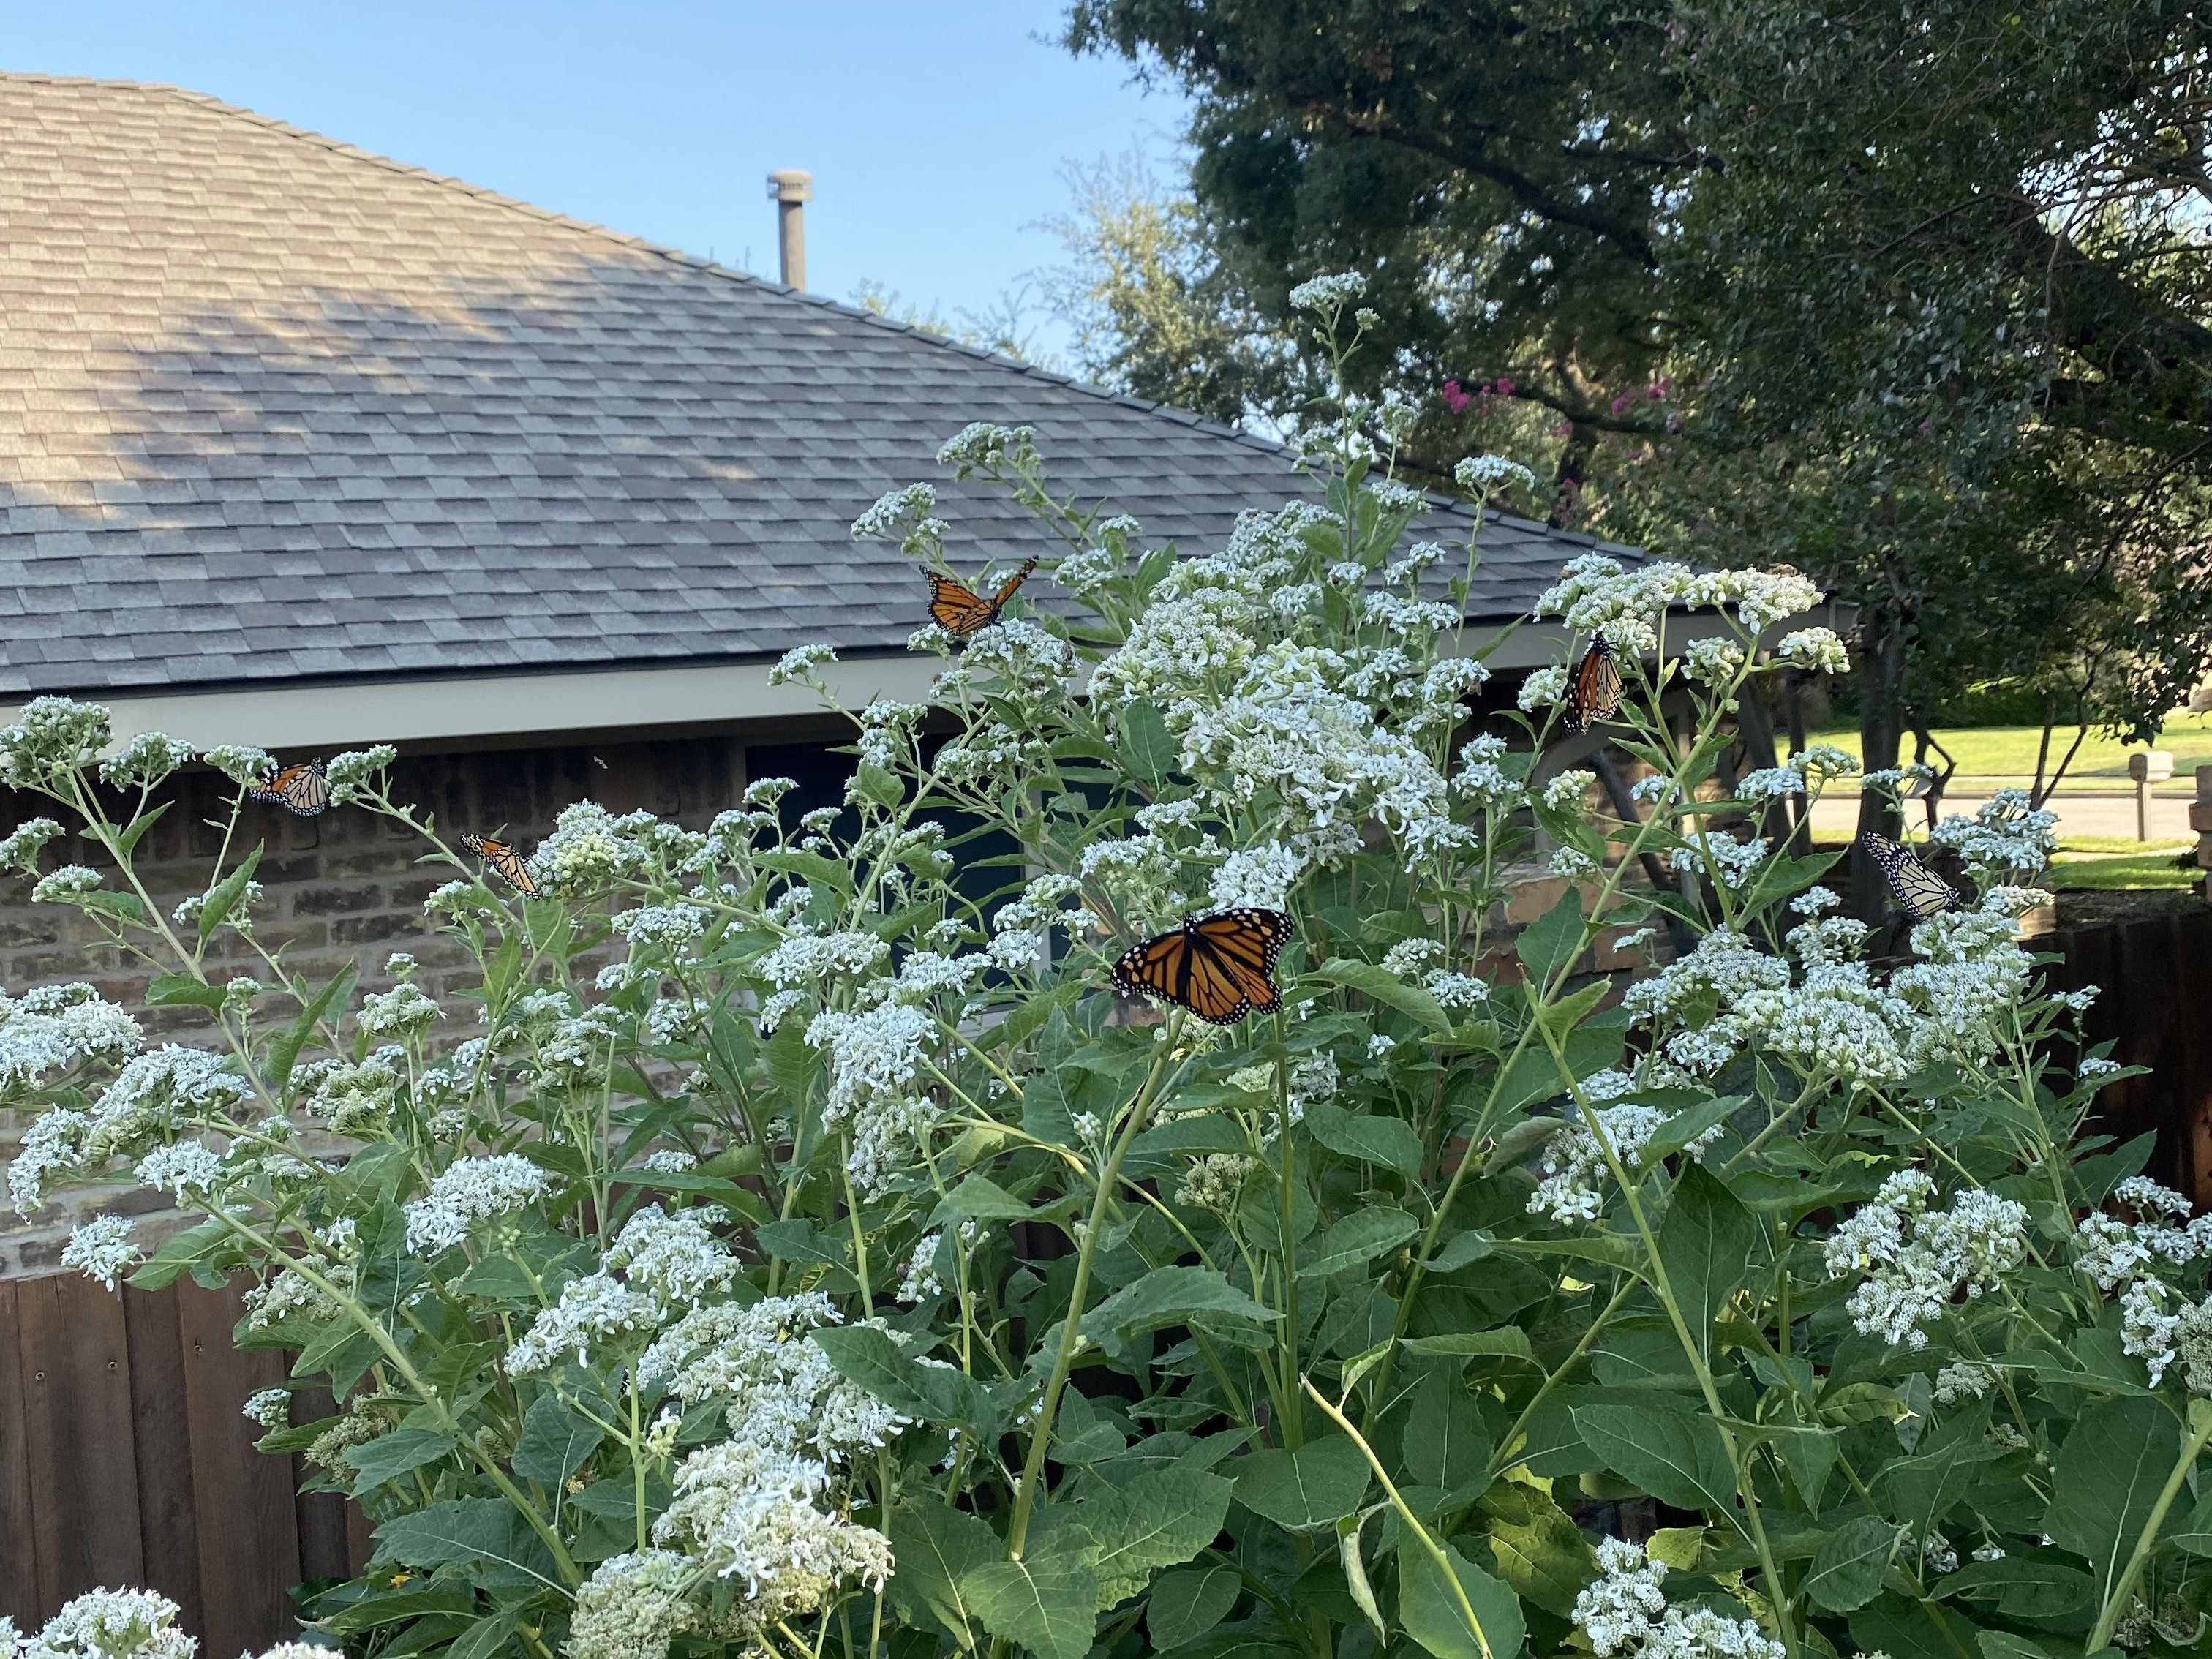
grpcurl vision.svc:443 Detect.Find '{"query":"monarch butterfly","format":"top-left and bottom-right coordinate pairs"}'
top-left (927, 557), bottom-right (1038, 638)
top-left (1110, 908), bottom-right (1295, 1026)
top-left (1560, 638), bottom-right (1623, 736)
top-left (248, 758), bottom-right (331, 817)
top-left (1860, 831), bottom-right (1960, 919)
top-left (459, 832), bottom-right (540, 897)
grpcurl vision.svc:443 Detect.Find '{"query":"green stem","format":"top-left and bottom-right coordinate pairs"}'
top-left (1004, 1011), bottom-right (1186, 1560)
top-left (2087, 1404), bottom-right (2212, 1652)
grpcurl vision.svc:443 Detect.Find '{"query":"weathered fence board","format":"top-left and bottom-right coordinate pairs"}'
top-left (0, 1274), bottom-right (366, 1652)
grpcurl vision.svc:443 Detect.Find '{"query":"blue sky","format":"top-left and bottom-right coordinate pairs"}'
top-left (5, 1), bottom-right (1186, 357)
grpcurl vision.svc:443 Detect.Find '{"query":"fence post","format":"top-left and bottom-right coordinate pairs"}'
top-left (2132, 750), bottom-right (2175, 843)
top-left (2194, 765), bottom-right (2212, 900)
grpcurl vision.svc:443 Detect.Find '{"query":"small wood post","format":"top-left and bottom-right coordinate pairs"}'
top-left (2194, 764), bottom-right (2212, 900)
top-left (2131, 750), bottom-right (2175, 843)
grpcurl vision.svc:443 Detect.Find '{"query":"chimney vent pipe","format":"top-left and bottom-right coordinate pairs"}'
top-left (767, 169), bottom-right (813, 290)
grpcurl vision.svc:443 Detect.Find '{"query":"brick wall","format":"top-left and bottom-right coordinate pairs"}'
top-left (0, 731), bottom-right (747, 1276)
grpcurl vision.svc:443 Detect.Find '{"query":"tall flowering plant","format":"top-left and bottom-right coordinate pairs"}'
top-left (0, 279), bottom-right (2199, 1659)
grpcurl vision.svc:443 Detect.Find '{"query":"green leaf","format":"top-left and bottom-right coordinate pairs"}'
top-left (1402, 1328), bottom-right (1534, 1362)
top-left (446, 1611), bottom-right (519, 1659)
top-left (1233, 1435), bottom-right (1371, 1530)
top-left (114, 800), bottom-right (172, 857)
top-left (1516, 887), bottom-right (1586, 983)
top-left (1077, 1467), bottom-right (1234, 1605)
top-left (1312, 958), bottom-right (1452, 1034)
top-left (1642, 1095), bottom-right (1748, 1163)
top-left (1399, 1540), bottom-right (1527, 1659)
top-left (1427, 1230), bottom-right (1495, 1273)
top-left (1655, 1164), bottom-right (1761, 1362)
top-left (1478, 1481), bottom-right (1597, 1617)
top-left (1304, 1100), bottom-right (1423, 1176)
top-left (963, 1537), bottom-right (1099, 1659)
top-left (267, 963), bottom-right (356, 1093)
top-left (372, 1498), bottom-right (562, 1590)
top-left (1119, 699), bottom-right (1178, 783)
top-left (345, 1428), bottom-right (454, 1495)
top-left (1083, 1266), bottom-right (1280, 1347)
top-left (1300, 1207), bottom-right (1419, 1279)
top-left (1873, 1400), bottom-right (2006, 1540)
top-left (1849, 1592), bottom-right (1987, 1659)
top-left (146, 973), bottom-right (227, 1010)
top-left (1572, 1402), bottom-right (1739, 1527)
top-left (930, 1173), bottom-right (1035, 1227)
top-left (1805, 1515), bottom-right (1900, 1613)
top-left (2042, 1396), bottom-right (2181, 1610)
top-left (1403, 1373), bottom-right (1493, 1500)
top-left (810, 1325), bottom-right (995, 1437)
top-left (1148, 1563), bottom-right (1240, 1649)
top-left (887, 1505), bottom-right (1001, 1649)
top-left (511, 1393), bottom-right (605, 1486)
top-left (196, 845), bottom-right (263, 942)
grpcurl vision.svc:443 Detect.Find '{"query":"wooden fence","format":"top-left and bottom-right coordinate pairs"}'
top-left (0, 1275), bottom-right (368, 1658)
top-left (1, 906), bottom-right (2208, 1656)
top-left (2044, 904), bottom-right (2212, 1205)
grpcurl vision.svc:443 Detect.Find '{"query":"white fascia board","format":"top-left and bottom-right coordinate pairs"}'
top-left (0, 608), bottom-right (1824, 753)
top-left (0, 655), bottom-right (947, 752)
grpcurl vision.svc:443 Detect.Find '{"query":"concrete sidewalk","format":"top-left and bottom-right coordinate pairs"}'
top-left (1805, 788), bottom-right (2193, 842)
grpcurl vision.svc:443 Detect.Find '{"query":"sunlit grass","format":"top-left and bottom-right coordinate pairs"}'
top-left (1810, 713), bottom-right (2212, 789)
top-left (2046, 847), bottom-right (2202, 891)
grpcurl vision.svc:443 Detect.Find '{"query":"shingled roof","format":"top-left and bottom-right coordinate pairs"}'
top-left (0, 72), bottom-right (1630, 707)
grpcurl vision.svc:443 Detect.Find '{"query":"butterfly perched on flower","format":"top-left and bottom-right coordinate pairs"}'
top-left (1110, 908), bottom-right (1295, 1026)
top-left (927, 557), bottom-right (1038, 639)
top-left (248, 758), bottom-right (330, 817)
top-left (1560, 639), bottom-right (1623, 736)
top-left (459, 833), bottom-right (540, 897)
top-left (1860, 831), bottom-right (1960, 918)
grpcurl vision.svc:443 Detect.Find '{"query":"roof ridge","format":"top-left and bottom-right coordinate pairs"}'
top-left (14, 72), bottom-right (1309, 468)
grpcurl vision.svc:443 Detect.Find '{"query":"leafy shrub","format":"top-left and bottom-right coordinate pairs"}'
top-left (1, 284), bottom-right (2194, 1659)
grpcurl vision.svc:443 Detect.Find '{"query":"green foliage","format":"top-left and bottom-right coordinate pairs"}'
top-left (1, 330), bottom-right (2201, 1659)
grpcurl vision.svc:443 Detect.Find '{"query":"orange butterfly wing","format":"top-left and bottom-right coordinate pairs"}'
top-left (460, 833), bottom-right (540, 896)
top-left (1560, 639), bottom-right (1623, 735)
top-left (927, 573), bottom-right (996, 636)
top-left (1111, 908), bottom-right (1293, 1026)
top-left (927, 558), bottom-right (1039, 638)
top-left (249, 759), bottom-right (330, 816)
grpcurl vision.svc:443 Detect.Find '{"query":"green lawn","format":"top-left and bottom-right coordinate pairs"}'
top-left (2047, 847), bottom-right (2202, 891)
top-left (1810, 712), bottom-right (2212, 790)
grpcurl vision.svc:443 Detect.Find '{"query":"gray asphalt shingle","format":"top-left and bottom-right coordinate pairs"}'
top-left (0, 72), bottom-right (1635, 697)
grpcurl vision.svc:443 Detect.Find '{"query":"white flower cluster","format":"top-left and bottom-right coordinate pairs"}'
top-left (323, 745), bottom-right (396, 802)
top-left (1573, 1538), bottom-right (1783, 1659)
top-left (936, 421), bottom-right (1036, 479)
top-left (358, 981), bottom-right (442, 1038)
top-left (98, 733), bottom-right (193, 789)
top-left (0, 816), bottom-right (64, 876)
top-left (1455, 454), bottom-right (1538, 495)
top-left (0, 697), bottom-right (112, 789)
top-left (402, 1154), bottom-right (554, 1254)
top-left (1929, 789), bottom-right (2057, 883)
top-left (60, 1214), bottom-right (141, 1290)
top-left (806, 1001), bottom-right (937, 1196)
top-left (1527, 1097), bottom-right (1722, 1225)
top-left (0, 982), bottom-right (140, 1095)
top-left (10, 1587), bottom-right (196, 1659)
top-left (506, 1205), bottom-right (746, 1375)
top-left (1775, 628), bottom-right (1850, 674)
top-left (568, 1549), bottom-right (716, 1659)
top-left (531, 800), bottom-right (647, 893)
top-left (652, 1442), bottom-right (893, 1630)
top-left (1825, 1170), bottom-right (2029, 1348)
top-left (1176, 1152), bottom-right (1257, 1214)
top-left (200, 744), bottom-right (274, 788)
top-left (1535, 555), bottom-right (1821, 655)
top-left (642, 1291), bottom-right (906, 1464)
top-left (1288, 271), bottom-right (1368, 313)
